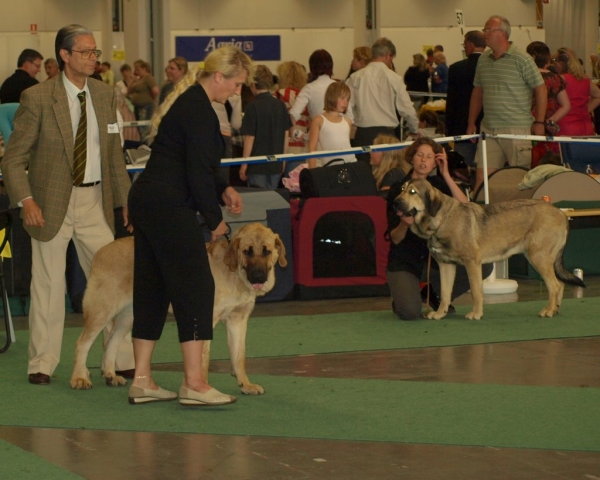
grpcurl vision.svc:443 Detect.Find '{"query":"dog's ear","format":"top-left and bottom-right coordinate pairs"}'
top-left (275, 235), bottom-right (288, 267)
top-left (223, 237), bottom-right (241, 272)
top-left (426, 188), bottom-right (444, 217)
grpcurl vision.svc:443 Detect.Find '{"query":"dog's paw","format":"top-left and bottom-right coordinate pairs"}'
top-left (465, 311), bottom-right (482, 320)
top-left (426, 310), bottom-right (446, 320)
top-left (240, 383), bottom-right (265, 395)
top-left (104, 374), bottom-right (128, 387)
top-left (70, 376), bottom-right (93, 390)
top-left (538, 306), bottom-right (558, 318)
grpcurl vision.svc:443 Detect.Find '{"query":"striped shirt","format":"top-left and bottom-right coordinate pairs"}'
top-left (474, 43), bottom-right (544, 128)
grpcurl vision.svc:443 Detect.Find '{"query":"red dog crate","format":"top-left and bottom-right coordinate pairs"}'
top-left (291, 196), bottom-right (390, 299)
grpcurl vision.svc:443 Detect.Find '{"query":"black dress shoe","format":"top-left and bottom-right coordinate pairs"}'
top-left (28, 373), bottom-right (51, 385)
top-left (115, 369), bottom-right (136, 379)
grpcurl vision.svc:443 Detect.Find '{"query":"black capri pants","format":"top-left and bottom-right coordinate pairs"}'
top-left (128, 179), bottom-right (215, 343)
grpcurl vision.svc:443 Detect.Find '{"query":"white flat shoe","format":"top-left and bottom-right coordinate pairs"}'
top-left (128, 385), bottom-right (178, 405)
top-left (179, 385), bottom-right (236, 406)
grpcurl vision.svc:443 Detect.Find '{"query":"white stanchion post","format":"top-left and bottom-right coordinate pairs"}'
top-left (480, 132), bottom-right (519, 295)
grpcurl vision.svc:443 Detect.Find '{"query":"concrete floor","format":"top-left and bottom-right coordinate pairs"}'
top-left (1, 276), bottom-right (599, 479)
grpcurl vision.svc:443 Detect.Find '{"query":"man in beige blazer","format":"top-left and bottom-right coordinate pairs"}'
top-left (1, 24), bottom-right (134, 385)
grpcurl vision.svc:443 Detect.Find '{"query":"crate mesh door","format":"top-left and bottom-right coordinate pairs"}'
top-left (312, 211), bottom-right (377, 278)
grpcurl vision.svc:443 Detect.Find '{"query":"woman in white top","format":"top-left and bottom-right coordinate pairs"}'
top-left (289, 49), bottom-right (336, 122)
top-left (308, 81), bottom-right (356, 167)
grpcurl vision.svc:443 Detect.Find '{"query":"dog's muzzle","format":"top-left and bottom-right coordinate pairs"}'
top-left (247, 266), bottom-right (268, 290)
top-left (393, 198), bottom-right (417, 217)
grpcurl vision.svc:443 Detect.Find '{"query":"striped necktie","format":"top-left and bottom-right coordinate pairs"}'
top-left (73, 91), bottom-right (87, 186)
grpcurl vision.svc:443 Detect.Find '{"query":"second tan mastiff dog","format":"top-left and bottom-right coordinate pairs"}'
top-left (394, 178), bottom-right (585, 320)
top-left (70, 223), bottom-right (287, 394)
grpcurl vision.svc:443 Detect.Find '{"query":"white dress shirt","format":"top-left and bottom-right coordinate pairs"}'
top-left (63, 72), bottom-right (102, 183)
top-left (289, 75), bottom-right (354, 122)
top-left (346, 61), bottom-right (418, 133)
top-left (289, 75), bottom-right (334, 120)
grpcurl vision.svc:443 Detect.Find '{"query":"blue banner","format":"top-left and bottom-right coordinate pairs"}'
top-left (175, 36), bottom-right (281, 62)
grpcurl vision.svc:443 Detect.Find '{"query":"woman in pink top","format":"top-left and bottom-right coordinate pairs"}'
top-left (554, 48), bottom-right (600, 136)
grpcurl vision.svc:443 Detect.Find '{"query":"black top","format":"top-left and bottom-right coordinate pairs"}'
top-left (241, 91), bottom-right (292, 175)
top-left (159, 82), bottom-right (174, 105)
top-left (140, 84), bottom-right (228, 230)
top-left (0, 69), bottom-right (39, 104)
top-left (385, 172), bottom-right (452, 276)
top-left (445, 53), bottom-right (483, 136)
top-left (403, 66), bottom-right (430, 93)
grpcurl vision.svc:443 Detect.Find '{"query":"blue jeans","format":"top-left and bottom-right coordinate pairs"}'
top-left (247, 173), bottom-right (281, 189)
top-left (134, 104), bottom-right (154, 140)
top-left (453, 141), bottom-right (478, 168)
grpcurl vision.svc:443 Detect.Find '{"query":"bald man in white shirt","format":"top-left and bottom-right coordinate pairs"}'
top-left (346, 37), bottom-right (419, 162)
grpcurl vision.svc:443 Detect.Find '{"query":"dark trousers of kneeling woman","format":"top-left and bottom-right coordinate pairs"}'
top-left (387, 262), bottom-right (494, 321)
top-left (129, 178), bottom-right (214, 343)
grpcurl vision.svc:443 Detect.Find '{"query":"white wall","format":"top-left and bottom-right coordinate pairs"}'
top-left (170, 28), bottom-right (356, 81)
top-left (0, 0), bottom-right (591, 87)
top-left (168, 1), bottom-right (543, 84)
top-left (169, 0), bottom-right (353, 29)
top-left (379, 0), bottom-right (544, 74)
top-left (0, 0), bottom-right (103, 84)
top-left (379, 0), bottom-right (537, 28)
top-left (169, 0), bottom-right (354, 81)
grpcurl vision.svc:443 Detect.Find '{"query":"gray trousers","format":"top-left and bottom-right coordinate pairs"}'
top-left (387, 263), bottom-right (493, 321)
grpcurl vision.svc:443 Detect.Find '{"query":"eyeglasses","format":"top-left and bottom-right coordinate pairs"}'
top-left (482, 28), bottom-right (503, 34)
top-left (71, 49), bottom-right (102, 59)
top-left (28, 61), bottom-right (42, 69)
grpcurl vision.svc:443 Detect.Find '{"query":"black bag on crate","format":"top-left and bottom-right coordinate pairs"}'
top-left (299, 158), bottom-right (377, 198)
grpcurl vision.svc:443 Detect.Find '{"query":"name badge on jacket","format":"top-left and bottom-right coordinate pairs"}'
top-left (108, 123), bottom-right (119, 134)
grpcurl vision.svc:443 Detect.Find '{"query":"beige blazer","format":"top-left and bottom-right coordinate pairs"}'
top-left (1, 74), bottom-right (131, 242)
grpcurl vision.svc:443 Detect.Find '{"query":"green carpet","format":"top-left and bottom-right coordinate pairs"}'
top-left (0, 371), bottom-right (598, 452)
top-left (0, 440), bottom-right (83, 479)
top-left (5, 296), bottom-right (595, 368)
top-left (0, 297), bottom-right (599, 451)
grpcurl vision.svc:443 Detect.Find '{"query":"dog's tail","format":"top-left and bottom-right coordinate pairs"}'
top-left (554, 251), bottom-right (586, 288)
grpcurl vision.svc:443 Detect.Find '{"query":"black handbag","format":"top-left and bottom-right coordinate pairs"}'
top-left (299, 158), bottom-right (377, 198)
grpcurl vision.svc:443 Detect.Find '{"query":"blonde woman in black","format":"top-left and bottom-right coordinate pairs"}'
top-left (127, 46), bottom-right (253, 406)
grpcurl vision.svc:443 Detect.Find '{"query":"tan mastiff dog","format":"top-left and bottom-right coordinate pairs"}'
top-left (394, 178), bottom-right (585, 320)
top-left (70, 223), bottom-right (287, 394)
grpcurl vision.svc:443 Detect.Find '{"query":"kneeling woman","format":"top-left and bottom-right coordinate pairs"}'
top-left (385, 138), bottom-right (492, 320)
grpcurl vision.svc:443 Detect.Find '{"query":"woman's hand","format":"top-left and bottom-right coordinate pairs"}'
top-left (222, 186), bottom-right (242, 214)
top-left (435, 149), bottom-right (450, 178)
top-left (389, 214), bottom-right (413, 244)
top-left (122, 205), bottom-right (134, 233)
top-left (211, 220), bottom-right (229, 243)
top-left (239, 164), bottom-right (248, 182)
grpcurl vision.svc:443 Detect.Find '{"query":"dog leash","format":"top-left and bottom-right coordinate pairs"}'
top-left (223, 223), bottom-right (232, 243)
top-left (197, 219), bottom-right (232, 243)
top-left (423, 253), bottom-right (433, 317)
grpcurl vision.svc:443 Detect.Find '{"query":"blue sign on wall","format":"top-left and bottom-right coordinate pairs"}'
top-left (175, 36), bottom-right (281, 62)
